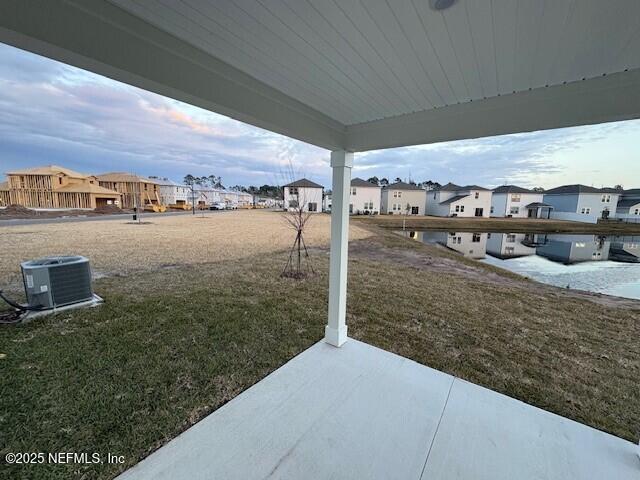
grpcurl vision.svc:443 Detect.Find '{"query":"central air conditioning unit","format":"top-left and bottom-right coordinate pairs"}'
top-left (21, 256), bottom-right (94, 310)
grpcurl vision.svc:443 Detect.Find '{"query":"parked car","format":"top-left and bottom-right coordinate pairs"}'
top-left (210, 202), bottom-right (226, 210)
top-left (225, 202), bottom-right (238, 210)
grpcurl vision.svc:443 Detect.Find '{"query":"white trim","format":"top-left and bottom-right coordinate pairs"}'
top-left (325, 151), bottom-right (353, 347)
top-left (345, 69), bottom-right (640, 151)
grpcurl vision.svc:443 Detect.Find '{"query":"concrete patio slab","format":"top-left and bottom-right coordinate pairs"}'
top-left (117, 339), bottom-right (638, 480)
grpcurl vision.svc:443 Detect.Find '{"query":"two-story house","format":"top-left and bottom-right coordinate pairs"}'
top-left (543, 185), bottom-right (621, 223)
top-left (616, 188), bottom-right (640, 221)
top-left (426, 183), bottom-right (492, 217)
top-left (283, 178), bottom-right (323, 213)
top-left (490, 185), bottom-right (553, 218)
top-left (380, 181), bottom-right (426, 215)
top-left (349, 178), bottom-right (381, 214)
top-left (151, 177), bottom-right (192, 208)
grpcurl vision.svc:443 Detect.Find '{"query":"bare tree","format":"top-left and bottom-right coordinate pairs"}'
top-left (279, 162), bottom-right (316, 279)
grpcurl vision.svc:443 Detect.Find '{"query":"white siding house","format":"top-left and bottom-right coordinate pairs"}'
top-left (543, 185), bottom-right (621, 223)
top-left (380, 181), bottom-right (426, 215)
top-left (283, 178), bottom-right (323, 213)
top-left (491, 185), bottom-right (552, 218)
top-left (151, 177), bottom-right (192, 207)
top-left (323, 192), bottom-right (332, 212)
top-left (349, 178), bottom-right (381, 214)
top-left (426, 183), bottom-right (492, 217)
top-left (616, 189), bottom-right (640, 221)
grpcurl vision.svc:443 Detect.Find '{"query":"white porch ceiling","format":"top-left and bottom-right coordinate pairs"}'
top-left (111, 0), bottom-right (640, 127)
top-left (1, 0), bottom-right (640, 151)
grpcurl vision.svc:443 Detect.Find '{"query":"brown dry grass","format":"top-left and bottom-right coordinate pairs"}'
top-left (0, 210), bottom-right (371, 290)
top-left (357, 214), bottom-right (640, 234)
top-left (1, 217), bottom-right (638, 479)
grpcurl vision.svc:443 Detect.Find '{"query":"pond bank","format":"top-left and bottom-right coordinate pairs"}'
top-left (355, 215), bottom-right (640, 234)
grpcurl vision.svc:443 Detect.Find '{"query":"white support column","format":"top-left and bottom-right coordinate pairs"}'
top-left (325, 150), bottom-right (353, 347)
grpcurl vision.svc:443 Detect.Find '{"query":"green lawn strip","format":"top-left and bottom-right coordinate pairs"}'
top-left (1, 233), bottom-right (638, 479)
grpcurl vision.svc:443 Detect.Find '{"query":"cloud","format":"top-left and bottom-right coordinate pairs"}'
top-left (0, 43), bottom-right (638, 189)
top-left (0, 44), bottom-right (328, 186)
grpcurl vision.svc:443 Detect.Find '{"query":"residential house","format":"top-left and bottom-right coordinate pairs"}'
top-left (97, 172), bottom-right (162, 210)
top-left (486, 233), bottom-right (537, 259)
top-left (233, 190), bottom-right (253, 207)
top-left (349, 178), bottom-right (381, 214)
top-left (413, 231), bottom-right (488, 259)
top-left (537, 234), bottom-right (611, 264)
top-left (543, 185), bottom-right (621, 223)
top-left (3, 165), bottom-right (121, 209)
top-left (323, 191), bottom-right (331, 212)
top-left (283, 178), bottom-right (323, 212)
top-left (609, 235), bottom-right (640, 263)
top-left (491, 185), bottom-right (553, 218)
top-left (426, 183), bottom-right (491, 217)
top-left (616, 189), bottom-right (640, 221)
top-left (150, 177), bottom-right (192, 209)
top-left (381, 181), bottom-right (426, 215)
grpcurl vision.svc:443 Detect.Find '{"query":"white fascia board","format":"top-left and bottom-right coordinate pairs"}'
top-left (0, 0), bottom-right (346, 150)
top-left (346, 69), bottom-right (640, 152)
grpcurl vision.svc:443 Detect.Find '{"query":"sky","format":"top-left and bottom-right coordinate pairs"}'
top-left (1, 42), bottom-right (639, 189)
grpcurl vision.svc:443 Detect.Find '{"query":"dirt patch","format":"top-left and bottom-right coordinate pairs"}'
top-left (93, 205), bottom-right (124, 214)
top-left (0, 204), bottom-right (132, 219)
top-left (0, 204), bottom-right (38, 217)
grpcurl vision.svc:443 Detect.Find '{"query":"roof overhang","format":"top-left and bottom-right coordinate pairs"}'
top-left (1, 0), bottom-right (640, 152)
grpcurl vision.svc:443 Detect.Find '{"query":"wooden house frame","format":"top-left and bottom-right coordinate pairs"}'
top-left (96, 172), bottom-right (164, 210)
top-left (3, 165), bottom-right (121, 209)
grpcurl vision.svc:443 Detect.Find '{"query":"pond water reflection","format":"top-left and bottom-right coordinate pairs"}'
top-left (397, 230), bottom-right (640, 300)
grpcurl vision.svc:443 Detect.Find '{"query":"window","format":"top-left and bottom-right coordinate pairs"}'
top-left (288, 200), bottom-right (298, 208)
top-left (472, 233), bottom-right (481, 243)
top-left (393, 191), bottom-right (402, 198)
top-left (351, 187), bottom-right (356, 195)
top-left (506, 234), bottom-right (516, 243)
top-left (474, 192), bottom-right (479, 199)
top-left (511, 194), bottom-right (521, 202)
top-left (490, 206), bottom-right (494, 214)
top-left (308, 202), bottom-right (317, 212)
top-left (455, 205), bottom-right (460, 212)
top-left (289, 187), bottom-right (298, 195)
top-left (510, 206), bottom-right (519, 215)
top-left (601, 194), bottom-right (611, 202)
top-left (58, 177), bottom-right (63, 185)
top-left (505, 246), bottom-right (515, 254)
top-left (634, 208), bottom-right (639, 215)
top-left (433, 192), bottom-right (436, 199)
top-left (575, 242), bottom-right (586, 248)
top-left (580, 207), bottom-right (591, 214)
top-left (460, 205), bottom-right (465, 212)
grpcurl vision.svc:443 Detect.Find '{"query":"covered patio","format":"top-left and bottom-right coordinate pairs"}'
top-left (2, 0), bottom-right (639, 478)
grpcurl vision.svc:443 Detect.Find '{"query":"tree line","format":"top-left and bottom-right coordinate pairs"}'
top-left (182, 174), bottom-right (282, 198)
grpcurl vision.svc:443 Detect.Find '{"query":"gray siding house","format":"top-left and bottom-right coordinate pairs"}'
top-left (616, 189), bottom-right (640, 221)
top-left (543, 185), bottom-right (621, 224)
top-left (381, 181), bottom-right (426, 215)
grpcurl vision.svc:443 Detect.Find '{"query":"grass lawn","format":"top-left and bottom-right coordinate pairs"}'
top-left (1, 217), bottom-right (638, 479)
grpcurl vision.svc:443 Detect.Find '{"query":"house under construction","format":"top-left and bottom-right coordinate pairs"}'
top-left (96, 172), bottom-right (166, 211)
top-left (1, 165), bottom-right (121, 209)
